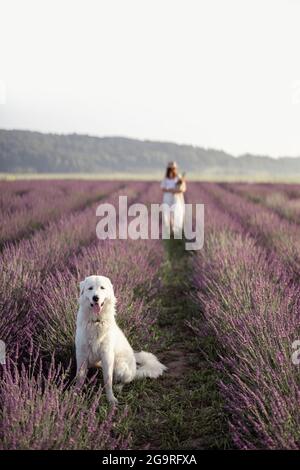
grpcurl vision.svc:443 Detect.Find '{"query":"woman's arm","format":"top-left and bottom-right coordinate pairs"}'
top-left (169, 181), bottom-right (186, 194)
top-left (180, 180), bottom-right (186, 193)
top-left (161, 180), bottom-right (174, 193)
top-left (161, 179), bottom-right (186, 193)
top-left (161, 180), bottom-right (168, 192)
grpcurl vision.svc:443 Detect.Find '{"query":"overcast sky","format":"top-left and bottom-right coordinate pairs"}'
top-left (1, 0), bottom-right (300, 157)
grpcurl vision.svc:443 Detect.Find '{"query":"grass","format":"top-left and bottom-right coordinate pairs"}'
top-left (117, 237), bottom-right (230, 450)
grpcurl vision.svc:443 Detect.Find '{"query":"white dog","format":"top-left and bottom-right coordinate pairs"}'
top-left (75, 275), bottom-right (167, 404)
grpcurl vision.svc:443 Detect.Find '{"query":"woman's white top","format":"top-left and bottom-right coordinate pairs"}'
top-left (161, 176), bottom-right (184, 206)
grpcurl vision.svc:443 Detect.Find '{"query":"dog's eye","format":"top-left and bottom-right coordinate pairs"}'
top-left (101, 286), bottom-right (105, 290)
top-left (88, 287), bottom-right (93, 290)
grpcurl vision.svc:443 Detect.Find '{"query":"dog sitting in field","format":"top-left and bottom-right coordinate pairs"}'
top-left (75, 275), bottom-right (167, 404)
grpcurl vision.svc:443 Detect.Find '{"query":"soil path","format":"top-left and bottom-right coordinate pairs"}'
top-left (127, 238), bottom-right (229, 450)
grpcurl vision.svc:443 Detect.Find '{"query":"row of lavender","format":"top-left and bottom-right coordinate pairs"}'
top-left (189, 182), bottom-right (300, 449)
top-left (223, 182), bottom-right (300, 225)
top-left (0, 180), bottom-right (150, 347)
top-left (0, 180), bottom-right (164, 449)
top-left (0, 180), bottom-right (125, 247)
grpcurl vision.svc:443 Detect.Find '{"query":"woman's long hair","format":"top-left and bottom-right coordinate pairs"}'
top-left (165, 167), bottom-right (178, 178)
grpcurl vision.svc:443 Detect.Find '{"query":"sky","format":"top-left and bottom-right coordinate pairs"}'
top-left (0, 0), bottom-right (300, 157)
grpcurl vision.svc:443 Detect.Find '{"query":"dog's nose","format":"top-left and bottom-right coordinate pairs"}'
top-left (92, 295), bottom-right (99, 302)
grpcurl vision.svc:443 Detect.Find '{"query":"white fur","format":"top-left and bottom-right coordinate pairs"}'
top-left (75, 275), bottom-right (167, 404)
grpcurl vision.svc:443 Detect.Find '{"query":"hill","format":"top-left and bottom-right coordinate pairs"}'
top-left (0, 129), bottom-right (299, 179)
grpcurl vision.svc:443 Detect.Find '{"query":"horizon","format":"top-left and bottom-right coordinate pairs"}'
top-left (1, 0), bottom-right (300, 159)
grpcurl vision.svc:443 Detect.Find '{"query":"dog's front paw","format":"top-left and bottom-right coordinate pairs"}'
top-left (108, 395), bottom-right (118, 406)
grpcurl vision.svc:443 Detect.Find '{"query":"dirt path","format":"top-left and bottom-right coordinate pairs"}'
top-left (124, 238), bottom-right (229, 450)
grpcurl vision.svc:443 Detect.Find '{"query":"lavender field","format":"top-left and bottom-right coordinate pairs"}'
top-left (1, 179), bottom-right (300, 450)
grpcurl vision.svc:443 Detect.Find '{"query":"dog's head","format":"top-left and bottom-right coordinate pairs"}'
top-left (79, 275), bottom-right (115, 317)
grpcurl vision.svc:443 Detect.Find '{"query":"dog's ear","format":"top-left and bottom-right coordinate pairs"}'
top-left (106, 277), bottom-right (114, 291)
top-left (102, 276), bottom-right (115, 298)
top-left (103, 277), bottom-right (117, 312)
top-left (107, 278), bottom-right (116, 301)
top-left (79, 280), bottom-right (86, 296)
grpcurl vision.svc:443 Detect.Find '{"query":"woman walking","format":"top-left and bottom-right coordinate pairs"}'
top-left (160, 161), bottom-right (186, 236)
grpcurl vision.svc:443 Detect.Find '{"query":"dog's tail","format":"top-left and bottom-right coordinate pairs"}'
top-left (134, 351), bottom-right (167, 379)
